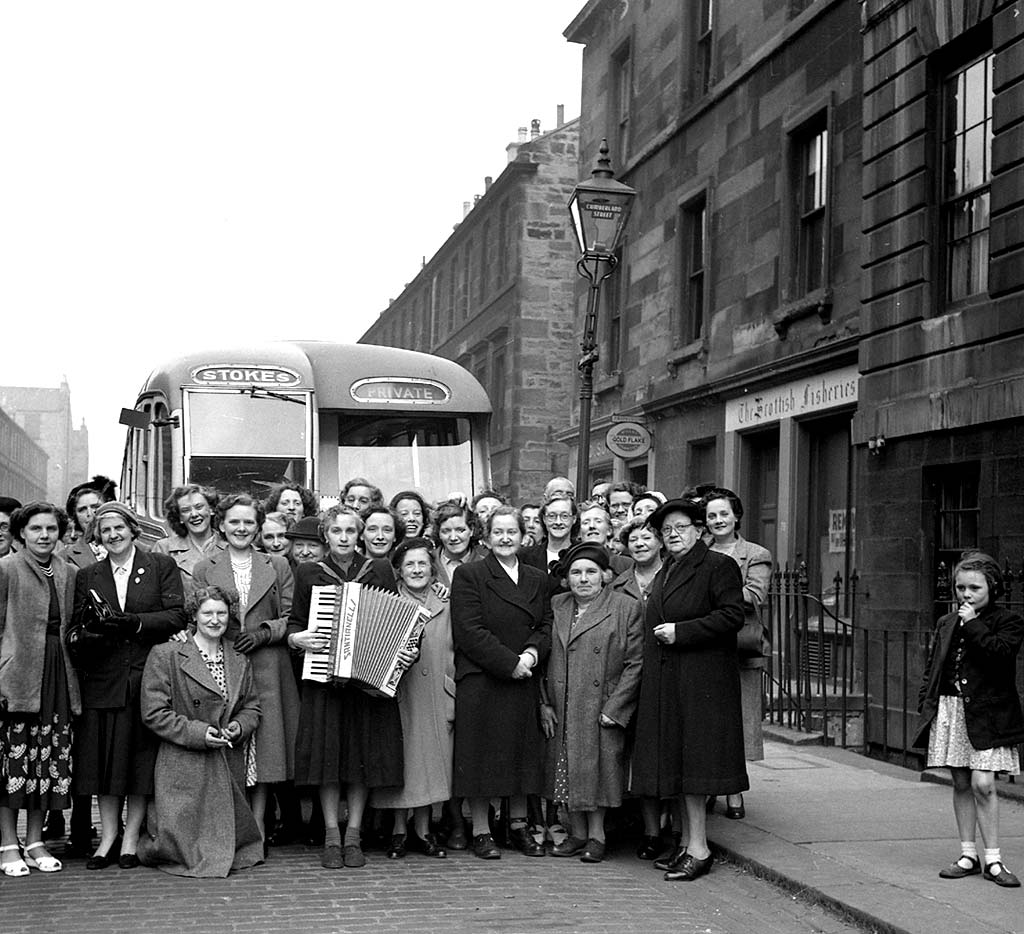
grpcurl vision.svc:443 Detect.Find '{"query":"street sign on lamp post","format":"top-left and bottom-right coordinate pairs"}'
top-left (566, 139), bottom-right (636, 498)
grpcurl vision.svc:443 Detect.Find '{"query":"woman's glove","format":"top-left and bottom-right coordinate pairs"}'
top-left (233, 627), bottom-right (273, 654)
top-left (85, 614), bottom-right (140, 638)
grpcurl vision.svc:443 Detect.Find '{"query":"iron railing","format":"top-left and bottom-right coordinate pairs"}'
top-left (763, 560), bottom-right (1024, 771)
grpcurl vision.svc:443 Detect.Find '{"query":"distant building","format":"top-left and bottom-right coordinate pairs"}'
top-left (0, 379), bottom-right (88, 503)
top-left (360, 114), bottom-right (581, 503)
top-left (0, 404), bottom-right (48, 502)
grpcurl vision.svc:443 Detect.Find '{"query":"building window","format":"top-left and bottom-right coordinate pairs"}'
top-left (942, 51), bottom-right (993, 303)
top-left (462, 249), bottom-right (471, 321)
top-left (679, 195), bottom-right (708, 344)
top-left (447, 258), bottom-right (457, 334)
top-left (490, 349), bottom-right (506, 444)
top-left (611, 40), bottom-right (631, 161)
top-left (795, 117), bottom-right (828, 296)
top-left (605, 242), bottom-right (627, 373)
top-left (479, 221), bottom-right (490, 303)
top-left (688, 437), bottom-right (717, 488)
top-left (433, 273), bottom-right (444, 343)
top-left (498, 199), bottom-right (510, 284)
top-left (695, 0), bottom-right (714, 96)
top-left (926, 462), bottom-right (980, 608)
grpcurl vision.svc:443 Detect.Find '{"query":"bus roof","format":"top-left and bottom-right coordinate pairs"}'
top-left (135, 340), bottom-right (491, 413)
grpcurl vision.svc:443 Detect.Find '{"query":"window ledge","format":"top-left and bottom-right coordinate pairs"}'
top-left (667, 338), bottom-right (708, 378)
top-left (594, 371), bottom-right (624, 396)
top-left (773, 288), bottom-right (832, 338)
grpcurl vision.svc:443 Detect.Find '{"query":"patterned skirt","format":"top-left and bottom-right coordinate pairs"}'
top-left (0, 633), bottom-right (74, 810)
top-left (927, 695), bottom-right (1021, 773)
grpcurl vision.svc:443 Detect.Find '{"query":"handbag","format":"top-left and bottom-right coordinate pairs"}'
top-left (67, 589), bottom-right (116, 667)
top-left (736, 603), bottom-right (768, 659)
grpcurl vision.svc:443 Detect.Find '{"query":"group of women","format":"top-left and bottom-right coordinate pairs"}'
top-left (0, 476), bottom-right (773, 883)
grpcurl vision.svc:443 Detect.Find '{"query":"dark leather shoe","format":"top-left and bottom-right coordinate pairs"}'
top-left (446, 821), bottom-right (468, 850)
top-left (551, 836), bottom-right (587, 857)
top-left (665, 852), bottom-right (713, 881)
top-left (472, 833), bottom-right (501, 860)
top-left (320, 844), bottom-right (343, 869)
top-left (86, 853), bottom-right (114, 870)
top-left (386, 834), bottom-right (406, 859)
top-left (654, 842), bottom-right (687, 871)
top-left (343, 843), bottom-right (366, 868)
top-left (409, 832), bottom-right (446, 858)
top-left (118, 853), bottom-right (140, 869)
top-left (984, 861), bottom-right (1021, 887)
top-left (939, 855), bottom-right (981, 879)
top-left (510, 826), bottom-right (545, 857)
top-left (636, 835), bottom-right (661, 860)
top-left (580, 838), bottom-right (606, 863)
top-left (724, 794), bottom-right (745, 820)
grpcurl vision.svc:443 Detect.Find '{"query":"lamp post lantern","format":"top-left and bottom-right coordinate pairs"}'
top-left (566, 139), bottom-right (636, 498)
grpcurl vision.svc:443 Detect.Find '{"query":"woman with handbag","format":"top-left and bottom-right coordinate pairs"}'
top-left (703, 489), bottom-right (773, 820)
top-left (0, 503), bottom-right (80, 877)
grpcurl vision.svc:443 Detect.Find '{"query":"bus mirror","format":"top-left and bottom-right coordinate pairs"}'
top-left (119, 408), bottom-right (150, 430)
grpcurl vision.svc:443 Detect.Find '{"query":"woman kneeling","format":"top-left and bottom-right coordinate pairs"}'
top-left (138, 586), bottom-right (263, 877)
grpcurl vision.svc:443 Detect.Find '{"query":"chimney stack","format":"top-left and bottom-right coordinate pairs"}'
top-left (463, 201), bottom-right (471, 218)
top-left (531, 119), bottom-right (541, 139)
top-left (484, 175), bottom-right (493, 191)
top-left (557, 104), bottom-right (565, 127)
top-left (518, 126), bottom-right (528, 143)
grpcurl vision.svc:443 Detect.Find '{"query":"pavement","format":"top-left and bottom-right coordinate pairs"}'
top-left (708, 727), bottom-right (1024, 934)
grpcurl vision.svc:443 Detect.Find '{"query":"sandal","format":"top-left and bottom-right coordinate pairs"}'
top-left (24, 841), bottom-right (63, 873)
top-left (0, 843), bottom-right (30, 877)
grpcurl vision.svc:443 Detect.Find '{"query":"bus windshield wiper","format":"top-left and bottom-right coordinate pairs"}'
top-left (244, 386), bottom-right (306, 405)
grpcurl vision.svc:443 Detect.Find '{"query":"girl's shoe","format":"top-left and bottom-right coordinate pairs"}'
top-left (984, 861), bottom-right (1021, 887)
top-left (24, 842), bottom-right (62, 872)
top-left (939, 855), bottom-right (981, 879)
top-left (0, 844), bottom-right (30, 877)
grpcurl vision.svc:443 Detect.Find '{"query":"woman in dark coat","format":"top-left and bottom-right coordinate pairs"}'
top-left (451, 505), bottom-right (552, 860)
top-left (630, 499), bottom-right (746, 882)
top-left (286, 505), bottom-right (405, 871)
top-left (139, 585), bottom-right (262, 877)
top-left (68, 502), bottom-right (186, 869)
top-left (540, 543), bottom-right (643, 863)
top-left (0, 503), bottom-right (80, 877)
top-left (915, 551), bottom-right (1024, 887)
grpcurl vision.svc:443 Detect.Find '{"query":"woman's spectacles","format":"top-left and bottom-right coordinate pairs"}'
top-left (663, 523), bottom-right (697, 535)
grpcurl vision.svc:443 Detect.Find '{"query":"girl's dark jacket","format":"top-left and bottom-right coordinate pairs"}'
top-left (914, 604), bottom-right (1024, 751)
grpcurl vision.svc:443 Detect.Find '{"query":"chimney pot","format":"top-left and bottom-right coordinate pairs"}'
top-left (518, 126), bottom-right (528, 143)
top-left (484, 175), bottom-right (493, 191)
top-left (531, 119), bottom-right (541, 139)
top-left (557, 104), bottom-right (565, 127)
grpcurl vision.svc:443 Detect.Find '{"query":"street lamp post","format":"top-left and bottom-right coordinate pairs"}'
top-left (567, 139), bottom-right (636, 498)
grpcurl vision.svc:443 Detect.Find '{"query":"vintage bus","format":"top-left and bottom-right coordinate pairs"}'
top-left (119, 341), bottom-right (492, 533)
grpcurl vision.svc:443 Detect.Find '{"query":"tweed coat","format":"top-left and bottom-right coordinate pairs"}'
top-left (0, 550), bottom-right (81, 715)
top-left (630, 540), bottom-right (749, 797)
top-left (450, 553), bottom-right (552, 797)
top-left (372, 587), bottom-right (455, 809)
top-left (140, 638), bottom-right (262, 877)
top-left (69, 548), bottom-right (187, 709)
top-left (61, 539), bottom-right (99, 571)
top-left (192, 548), bottom-right (298, 783)
top-left (914, 604), bottom-right (1024, 751)
top-left (543, 586), bottom-right (643, 810)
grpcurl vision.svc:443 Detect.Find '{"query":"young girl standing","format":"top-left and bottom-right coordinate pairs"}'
top-left (916, 551), bottom-right (1024, 888)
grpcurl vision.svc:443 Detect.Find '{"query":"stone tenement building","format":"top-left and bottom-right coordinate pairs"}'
top-left (566, 0), bottom-right (1024, 758)
top-left (0, 380), bottom-right (88, 503)
top-left (359, 115), bottom-right (580, 503)
top-left (0, 404), bottom-right (48, 503)
top-left (565, 0), bottom-right (864, 593)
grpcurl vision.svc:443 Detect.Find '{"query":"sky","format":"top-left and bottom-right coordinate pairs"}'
top-left (0, 1), bottom-right (585, 481)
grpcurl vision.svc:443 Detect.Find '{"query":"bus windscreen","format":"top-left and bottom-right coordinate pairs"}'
top-left (337, 415), bottom-right (474, 501)
top-left (187, 391), bottom-right (307, 456)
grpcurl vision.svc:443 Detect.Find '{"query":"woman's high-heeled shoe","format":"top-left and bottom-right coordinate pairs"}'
top-left (724, 795), bottom-right (745, 820)
top-left (0, 844), bottom-right (30, 877)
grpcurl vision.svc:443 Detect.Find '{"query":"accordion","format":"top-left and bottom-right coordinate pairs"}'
top-left (301, 583), bottom-right (429, 698)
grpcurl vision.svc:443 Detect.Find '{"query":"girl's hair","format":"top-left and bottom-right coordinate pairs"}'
top-left (954, 550), bottom-right (1005, 600)
top-left (216, 493), bottom-right (265, 528)
top-left (702, 487), bottom-right (745, 530)
top-left (11, 502), bottom-right (69, 542)
top-left (485, 504), bottom-right (525, 536)
top-left (164, 484), bottom-right (219, 538)
top-left (618, 515), bottom-right (660, 549)
top-left (319, 504), bottom-right (364, 538)
top-left (265, 483), bottom-right (319, 517)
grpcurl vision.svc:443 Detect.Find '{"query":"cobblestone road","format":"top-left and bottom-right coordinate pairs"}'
top-left (5, 842), bottom-right (864, 934)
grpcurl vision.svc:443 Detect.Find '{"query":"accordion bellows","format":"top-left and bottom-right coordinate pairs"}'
top-left (302, 583), bottom-right (428, 698)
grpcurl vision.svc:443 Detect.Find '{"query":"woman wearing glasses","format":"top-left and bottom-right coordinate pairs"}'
top-left (630, 499), bottom-right (746, 882)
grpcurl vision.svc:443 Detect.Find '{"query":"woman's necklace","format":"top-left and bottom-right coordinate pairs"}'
top-left (33, 558), bottom-right (54, 578)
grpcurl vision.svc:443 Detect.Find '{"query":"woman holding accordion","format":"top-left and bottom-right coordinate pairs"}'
top-left (287, 506), bottom-right (415, 870)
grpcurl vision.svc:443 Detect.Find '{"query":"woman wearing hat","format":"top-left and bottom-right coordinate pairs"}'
top-left (630, 498), bottom-right (746, 882)
top-left (68, 502), bottom-right (187, 869)
top-left (285, 516), bottom-right (327, 567)
top-left (62, 476), bottom-right (116, 570)
top-left (539, 543), bottom-right (643, 863)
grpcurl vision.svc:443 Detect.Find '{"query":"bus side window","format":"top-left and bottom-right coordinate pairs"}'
top-left (153, 401), bottom-right (172, 518)
top-left (134, 403), bottom-right (150, 513)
